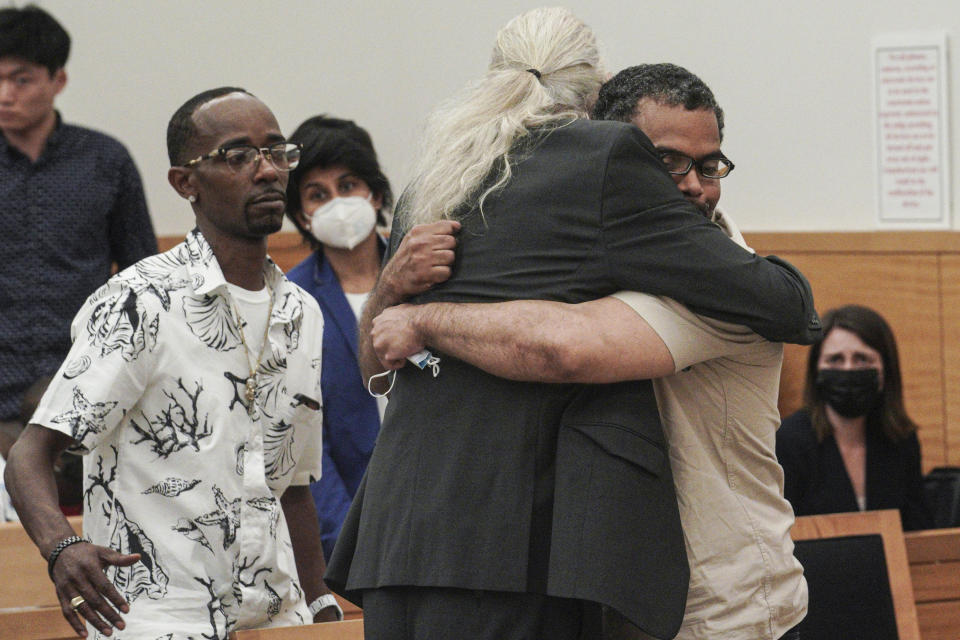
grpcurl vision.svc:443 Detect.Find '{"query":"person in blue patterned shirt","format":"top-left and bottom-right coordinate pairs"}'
top-left (0, 5), bottom-right (157, 436)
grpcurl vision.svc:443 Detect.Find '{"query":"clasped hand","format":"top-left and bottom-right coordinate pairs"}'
top-left (372, 220), bottom-right (459, 369)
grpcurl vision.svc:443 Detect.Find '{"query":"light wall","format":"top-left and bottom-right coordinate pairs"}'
top-left (36, 0), bottom-right (960, 235)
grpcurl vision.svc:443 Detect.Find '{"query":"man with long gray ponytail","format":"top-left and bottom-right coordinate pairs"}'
top-left (368, 64), bottom-right (809, 640)
top-left (327, 9), bottom-right (819, 640)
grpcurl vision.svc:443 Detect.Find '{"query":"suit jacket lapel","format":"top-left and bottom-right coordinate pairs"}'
top-left (312, 251), bottom-right (359, 358)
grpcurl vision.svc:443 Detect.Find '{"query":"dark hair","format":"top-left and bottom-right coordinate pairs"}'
top-left (285, 115), bottom-right (393, 248)
top-left (0, 4), bottom-right (70, 75)
top-left (803, 304), bottom-right (917, 443)
top-left (592, 63), bottom-right (725, 142)
top-left (166, 86), bottom-right (251, 166)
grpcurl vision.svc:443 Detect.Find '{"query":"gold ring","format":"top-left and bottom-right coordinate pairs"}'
top-left (70, 595), bottom-right (85, 609)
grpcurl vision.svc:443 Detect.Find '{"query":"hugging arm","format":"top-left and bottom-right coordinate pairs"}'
top-left (358, 220), bottom-right (460, 392)
top-left (372, 296), bottom-right (675, 383)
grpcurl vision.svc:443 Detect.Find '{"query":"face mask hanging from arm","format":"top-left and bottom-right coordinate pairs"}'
top-left (366, 349), bottom-right (441, 399)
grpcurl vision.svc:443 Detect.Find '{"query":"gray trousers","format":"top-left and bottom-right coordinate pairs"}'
top-left (361, 586), bottom-right (602, 640)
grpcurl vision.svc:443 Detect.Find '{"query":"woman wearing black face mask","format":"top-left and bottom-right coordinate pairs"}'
top-left (776, 305), bottom-right (932, 530)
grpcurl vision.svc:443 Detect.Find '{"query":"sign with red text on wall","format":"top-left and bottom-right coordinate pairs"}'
top-left (873, 32), bottom-right (950, 228)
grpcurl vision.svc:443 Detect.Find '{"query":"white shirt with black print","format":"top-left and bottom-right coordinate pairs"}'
top-left (31, 229), bottom-right (324, 640)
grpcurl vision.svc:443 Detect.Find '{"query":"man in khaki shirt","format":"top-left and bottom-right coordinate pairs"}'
top-left (369, 64), bottom-right (807, 640)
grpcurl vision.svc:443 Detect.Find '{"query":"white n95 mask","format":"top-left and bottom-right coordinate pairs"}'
top-left (309, 195), bottom-right (377, 250)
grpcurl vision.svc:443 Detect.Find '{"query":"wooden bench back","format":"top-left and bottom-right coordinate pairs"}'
top-left (791, 509), bottom-right (921, 640)
top-left (0, 516), bottom-right (81, 609)
top-left (229, 619), bottom-right (363, 639)
top-left (0, 517), bottom-right (83, 639)
top-left (905, 527), bottom-right (960, 640)
top-left (0, 607), bottom-right (76, 640)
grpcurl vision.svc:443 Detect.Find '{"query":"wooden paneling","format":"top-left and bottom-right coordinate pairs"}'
top-left (905, 528), bottom-right (960, 640)
top-left (746, 231), bottom-right (960, 254)
top-left (939, 257), bottom-right (960, 467)
top-left (745, 231), bottom-right (960, 471)
top-left (0, 518), bottom-right (83, 639)
top-left (157, 231), bottom-right (311, 274)
top-left (915, 602), bottom-right (960, 640)
top-left (911, 562), bottom-right (960, 603)
top-left (905, 527), bottom-right (960, 563)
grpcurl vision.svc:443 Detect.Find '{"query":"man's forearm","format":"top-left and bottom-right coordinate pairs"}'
top-left (281, 485), bottom-right (330, 608)
top-left (358, 281), bottom-right (405, 390)
top-left (358, 220), bottom-right (461, 391)
top-left (402, 298), bottom-right (674, 383)
top-left (413, 301), bottom-right (564, 381)
top-left (5, 426), bottom-right (78, 558)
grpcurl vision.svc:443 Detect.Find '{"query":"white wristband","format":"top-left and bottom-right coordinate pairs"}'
top-left (308, 593), bottom-right (344, 621)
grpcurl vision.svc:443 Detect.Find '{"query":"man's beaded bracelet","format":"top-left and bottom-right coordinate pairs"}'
top-left (47, 535), bottom-right (85, 579)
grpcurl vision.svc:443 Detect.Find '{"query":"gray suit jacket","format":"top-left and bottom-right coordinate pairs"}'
top-left (326, 119), bottom-right (819, 639)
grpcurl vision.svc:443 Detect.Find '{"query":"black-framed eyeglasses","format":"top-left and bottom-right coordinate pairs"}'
top-left (658, 151), bottom-right (734, 179)
top-left (182, 142), bottom-right (302, 173)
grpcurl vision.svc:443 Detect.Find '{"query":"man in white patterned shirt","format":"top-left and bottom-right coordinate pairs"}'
top-left (5, 88), bottom-right (339, 639)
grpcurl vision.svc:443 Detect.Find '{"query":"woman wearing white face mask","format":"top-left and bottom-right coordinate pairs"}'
top-left (285, 115), bottom-right (393, 561)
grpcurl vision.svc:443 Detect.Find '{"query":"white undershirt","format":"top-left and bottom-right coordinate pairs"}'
top-left (343, 290), bottom-right (388, 421)
top-left (226, 283), bottom-right (272, 368)
top-left (343, 291), bottom-right (370, 321)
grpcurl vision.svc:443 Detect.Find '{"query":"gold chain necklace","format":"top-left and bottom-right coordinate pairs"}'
top-left (233, 283), bottom-right (275, 417)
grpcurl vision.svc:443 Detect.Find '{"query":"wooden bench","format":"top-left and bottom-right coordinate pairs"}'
top-left (229, 619), bottom-right (363, 640)
top-left (905, 527), bottom-right (960, 640)
top-left (791, 510), bottom-right (921, 640)
top-left (0, 517), bottom-right (359, 638)
top-left (0, 607), bottom-right (76, 640)
top-left (0, 516), bottom-right (81, 609)
top-left (335, 594), bottom-right (362, 621)
top-left (0, 516), bottom-right (83, 639)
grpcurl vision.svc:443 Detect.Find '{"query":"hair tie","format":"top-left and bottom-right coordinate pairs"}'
top-left (526, 68), bottom-right (542, 79)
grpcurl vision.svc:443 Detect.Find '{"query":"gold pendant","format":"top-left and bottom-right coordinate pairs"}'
top-left (245, 377), bottom-right (257, 415)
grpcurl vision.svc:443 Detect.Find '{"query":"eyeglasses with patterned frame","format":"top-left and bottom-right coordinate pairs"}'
top-left (181, 142), bottom-right (302, 173)
top-left (658, 151), bottom-right (735, 179)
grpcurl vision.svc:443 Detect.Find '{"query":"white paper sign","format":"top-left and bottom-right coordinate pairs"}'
top-left (873, 33), bottom-right (950, 228)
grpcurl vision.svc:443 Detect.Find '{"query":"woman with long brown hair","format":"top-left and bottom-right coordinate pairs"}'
top-left (776, 304), bottom-right (932, 530)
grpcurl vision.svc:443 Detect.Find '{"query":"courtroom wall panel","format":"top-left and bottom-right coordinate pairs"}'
top-left (938, 257), bottom-right (960, 469)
